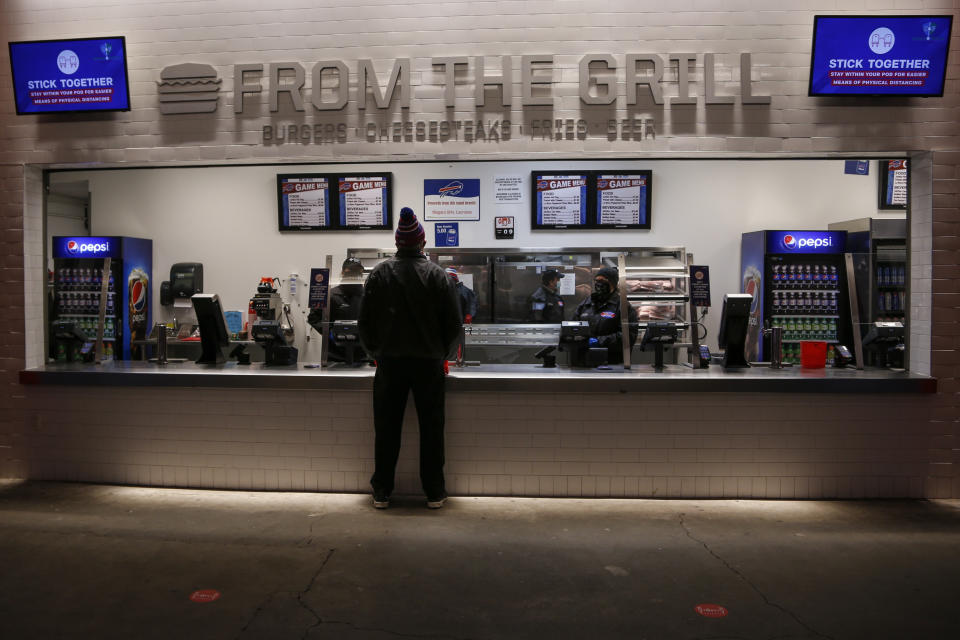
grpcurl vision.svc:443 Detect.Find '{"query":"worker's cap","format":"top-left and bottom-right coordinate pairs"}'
top-left (541, 269), bottom-right (564, 284)
top-left (341, 257), bottom-right (364, 274)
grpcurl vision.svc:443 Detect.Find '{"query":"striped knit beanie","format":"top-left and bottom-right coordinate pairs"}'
top-left (395, 207), bottom-right (425, 248)
top-left (445, 267), bottom-right (459, 282)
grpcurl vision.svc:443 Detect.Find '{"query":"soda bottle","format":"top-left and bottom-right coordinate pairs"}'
top-left (829, 265), bottom-right (838, 285)
top-left (106, 293), bottom-right (115, 316)
top-left (771, 265), bottom-right (780, 287)
top-left (898, 264), bottom-right (905, 286)
top-left (127, 267), bottom-right (150, 360)
top-left (108, 271), bottom-right (115, 291)
top-left (827, 346), bottom-right (835, 366)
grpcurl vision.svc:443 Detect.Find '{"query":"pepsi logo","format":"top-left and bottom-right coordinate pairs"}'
top-left (783, 234), bottom-right (797, 250)
top-left (131, 279), bottom-right (147, 312)
top-left (65, 240), bottom-right (110, 255)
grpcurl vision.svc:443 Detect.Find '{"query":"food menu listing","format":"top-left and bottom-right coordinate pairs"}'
top-left (535, 175), bottom-right (587, 227)
top-left (339, 177), bottom-right (389, 227)
top-left (279, 177), bottom-right (330, 228)
top-left (597, 175), bottom-right (648, 226)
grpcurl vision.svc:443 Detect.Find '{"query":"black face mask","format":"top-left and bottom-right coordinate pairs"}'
top-left (593, 281), bottom-right (611, 297)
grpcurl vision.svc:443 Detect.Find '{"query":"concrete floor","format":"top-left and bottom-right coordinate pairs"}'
top-left (0, 482), bottom-right (958, 640)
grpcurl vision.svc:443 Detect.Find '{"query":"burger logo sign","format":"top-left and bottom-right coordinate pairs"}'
top-left (157, 63), bottom-right (222, 114)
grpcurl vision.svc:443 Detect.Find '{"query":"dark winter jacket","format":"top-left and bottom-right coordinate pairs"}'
top-left (527, 285), bottom-right (565, 323)
top-left (572, 292), bottom-right (639, 364)
top-left (455, 282), bottom-right (478, 321)
top-left (328, 284), bottom-right (367, 362)
top-left (359, 249), bottom-right (463, 360)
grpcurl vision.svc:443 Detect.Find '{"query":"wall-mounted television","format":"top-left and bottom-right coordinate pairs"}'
top-left (8, 36), bottom-right (131, 114)
top-left (531, 170), bottom-right (653, 230)
top-left (809, 15), bottom-right (953, 97)
top-left (277, 173), bottom-right (393, 231)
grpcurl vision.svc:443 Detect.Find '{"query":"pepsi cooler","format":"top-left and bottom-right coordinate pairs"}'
top-left (740, 230), bottom-right (849, 364)
top-left (52, 236), bottom-right (152, 361)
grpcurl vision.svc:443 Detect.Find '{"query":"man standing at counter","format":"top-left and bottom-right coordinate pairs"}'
top-left (572, 266), bottom-right (639, 366)
top-left (359, 208), bottom-right (463, 510)
top-left (527, 269), bottom-right (565, 323)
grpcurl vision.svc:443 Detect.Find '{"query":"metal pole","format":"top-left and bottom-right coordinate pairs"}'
top-left (94, 257), bottom-right (111, 364)
top-left (320, 255), bottom-right (333, 368)
top-left (845, 252), bottom-right (864, 370)
top-left (618, 253), bottom-right (631, 369)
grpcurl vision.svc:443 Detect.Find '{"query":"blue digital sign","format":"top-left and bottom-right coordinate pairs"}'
top-left (8, 37), bottom-right (131, 114)
top-left (53, 236), bottom-right (122, 259)
top-left (766, 231), bottom-right (846, 255)
top-left (809, 16), bottom-right (952, 96)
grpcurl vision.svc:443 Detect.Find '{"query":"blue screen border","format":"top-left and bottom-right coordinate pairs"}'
top-left (808, 15), bottom-right (953, 98)
top-left (8, 35), bottom-right (132, 115)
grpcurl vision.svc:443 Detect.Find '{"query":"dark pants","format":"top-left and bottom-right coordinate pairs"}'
top-left (370, 357), bottom-right (447, 499)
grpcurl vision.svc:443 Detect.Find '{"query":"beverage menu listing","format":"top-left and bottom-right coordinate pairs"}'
top-left (597, 175), bottom-right (648, 226)
top-left (536, 175), bottom-right (587, 227)
top-left (339, 177), bottom-right (389, 227)
top-left (279, 177), bottom-right (330, 228)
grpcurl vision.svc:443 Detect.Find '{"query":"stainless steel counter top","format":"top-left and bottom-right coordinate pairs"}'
top-left (19, 361), bottom-right (937, 393)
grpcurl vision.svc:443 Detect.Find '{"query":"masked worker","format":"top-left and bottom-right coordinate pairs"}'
top-left (572, 266), bottom-right (638, 366)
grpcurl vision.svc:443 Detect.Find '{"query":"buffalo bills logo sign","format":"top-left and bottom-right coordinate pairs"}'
top-left (437, 181), bottom-right (464, 198)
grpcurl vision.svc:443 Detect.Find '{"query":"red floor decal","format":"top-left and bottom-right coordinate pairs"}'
top-left (190, 589), bottom-right (221, 603)
top-left (694, 603), bottom-right (728, 618)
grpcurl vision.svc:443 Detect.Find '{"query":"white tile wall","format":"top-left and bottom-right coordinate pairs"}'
top-left (15, 385), bottom-right (945, 498)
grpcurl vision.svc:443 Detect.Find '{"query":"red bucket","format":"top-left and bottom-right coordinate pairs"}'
top-left (800, 340), bottom-right (827, 368)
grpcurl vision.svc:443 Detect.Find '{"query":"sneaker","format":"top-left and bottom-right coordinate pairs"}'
top-left (426, 496), bottom-right (446, 509)
top-left (372, 493), bottom-right (390, 509)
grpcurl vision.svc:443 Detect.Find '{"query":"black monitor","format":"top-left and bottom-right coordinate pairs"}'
top-left (862, 321), bottom-right (904, 346)
top-left (640, 321), bottom-right (678, 372)
top-left (718, 294), bottom-right (752, 369)
top-left (191, 294), bottom-right (229, 365)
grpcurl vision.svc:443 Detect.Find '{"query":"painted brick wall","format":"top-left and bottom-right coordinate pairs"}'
top-left (21, 385), bottom-right (944, 499)
top-left (1, 1), bottom-right (958, 494)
